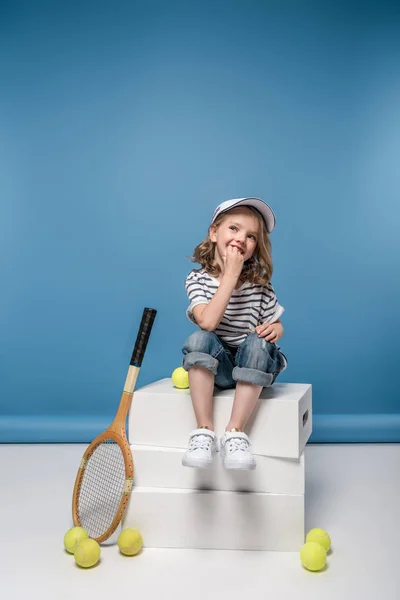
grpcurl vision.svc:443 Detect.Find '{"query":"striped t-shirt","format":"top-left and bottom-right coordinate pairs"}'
top-left (185, 269), bottom-right (286, 360)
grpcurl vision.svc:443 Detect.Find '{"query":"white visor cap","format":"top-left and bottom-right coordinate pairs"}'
top-left (211, 197), bottom-right (276, 233)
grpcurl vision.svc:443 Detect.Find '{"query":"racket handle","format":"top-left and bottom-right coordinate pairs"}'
top-left (130, 308), bottom-right (157, 367)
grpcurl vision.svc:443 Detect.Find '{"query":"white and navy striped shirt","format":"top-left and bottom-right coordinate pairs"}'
top-left (185, 269), bottom-right (286, 359)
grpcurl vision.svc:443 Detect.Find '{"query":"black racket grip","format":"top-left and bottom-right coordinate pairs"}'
top-left (130, 308), bottom-right (157, 367)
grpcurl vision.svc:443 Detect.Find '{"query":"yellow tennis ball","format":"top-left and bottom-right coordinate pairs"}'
top-left (117, 528), bottom-right (143, 556)
top-left (300, 542), bottom-right (326, 572)
top-left (306, 528), bottom-right (331, 552)
top-left (63, 527), bottom-right (89, 554)
top-left (74, 538), bottom-right (101, 568)
top-left (171, 367), bottom-right (189, 389)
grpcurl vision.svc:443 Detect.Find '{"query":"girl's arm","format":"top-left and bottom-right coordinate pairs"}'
top-left (192, 274), bottom-right (237, 331)
top-left (193, 246), bottom-right (244, 331)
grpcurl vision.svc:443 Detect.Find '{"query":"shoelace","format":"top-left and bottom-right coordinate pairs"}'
top-left (189, 434), bottom-right (212, 451)
top-left (227, 437), bottom-right (250, 453)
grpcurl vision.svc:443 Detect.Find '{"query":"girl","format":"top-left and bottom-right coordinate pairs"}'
top-left (181, 197), bottom-right (287, 470)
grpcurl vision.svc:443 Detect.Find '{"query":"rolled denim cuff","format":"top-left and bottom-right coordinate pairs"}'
top-left (182, 351), bottom-right (219, 376)
top-left (232, 366), bottom-right (274, 387)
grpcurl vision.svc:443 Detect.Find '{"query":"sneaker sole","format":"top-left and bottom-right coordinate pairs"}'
top-left (223, 460), bottom-right (256, 470)
top-left (181, 456), bottom-right (214, 469)
top-left (221, 454), bottom-right (256, 470)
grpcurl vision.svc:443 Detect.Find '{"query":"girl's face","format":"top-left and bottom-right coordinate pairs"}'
top-left (209, 207), bottom-right (259, 267)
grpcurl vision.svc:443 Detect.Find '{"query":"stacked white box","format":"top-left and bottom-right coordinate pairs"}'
top-left (128, 380), bottom-right (312, 459)
top-left (123, 379), bottom-right (312, 551)
top-left (128, 444), bottom-right (305, 494)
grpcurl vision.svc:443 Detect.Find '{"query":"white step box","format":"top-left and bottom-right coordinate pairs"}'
top-left (128, 379), bottom-right (312, 459)
top-left (130, 444), bottom-right (305, 494)
top-left (122, 487), bottom-right (304, 551)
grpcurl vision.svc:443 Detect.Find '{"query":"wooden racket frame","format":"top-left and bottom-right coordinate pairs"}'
top-left (72, 309), bottom-right (156, 543)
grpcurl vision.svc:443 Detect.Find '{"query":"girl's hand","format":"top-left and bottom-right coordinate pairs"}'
top-left (255, 321), bottom-right (284, 343)
top-left (223, 245), bottom-right (244, 280)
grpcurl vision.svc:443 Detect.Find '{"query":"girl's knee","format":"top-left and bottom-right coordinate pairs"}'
top-left (182, 330), bottom-right (219, 355)
top-left (182, 330), bottom-right (220, 376)
top-left (242, 332), bottom-right (276, 355)
top-left (237, 333), bottom-right (279, 370)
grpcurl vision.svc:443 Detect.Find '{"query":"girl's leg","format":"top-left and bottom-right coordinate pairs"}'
top-left (181, 331), bottom-right (235, 469)
top-left (229, 332), bottom-right (283, 430)
top-left (225, 381), bottom-right (263, 431)
top-left (221, 379), bottom-right (262, 470)
top-left (220, 334), bottom-right (282, 470)
top-left (188, 366), bottom-right (215, 430)
top-left (182, 330), bottom-right (236, 429)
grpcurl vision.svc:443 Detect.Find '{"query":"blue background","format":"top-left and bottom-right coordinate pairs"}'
top-left (1, 0), bottom-right (400, 442)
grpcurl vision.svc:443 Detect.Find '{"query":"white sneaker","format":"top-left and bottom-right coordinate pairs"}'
top-left (182, 429), bottom-right (217, 468)
top-left (220, 431), bottom-right (256, 470)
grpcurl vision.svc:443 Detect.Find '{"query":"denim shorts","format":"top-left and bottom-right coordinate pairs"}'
top-left (182, 331), bottom-right (286, 389)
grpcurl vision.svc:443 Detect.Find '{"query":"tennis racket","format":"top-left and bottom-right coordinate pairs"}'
top-left (72, 307), bottom-right (157, 543)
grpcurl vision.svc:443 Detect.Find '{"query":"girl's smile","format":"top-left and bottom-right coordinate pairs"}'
top-left (210, 207), bottom-right (259, 269)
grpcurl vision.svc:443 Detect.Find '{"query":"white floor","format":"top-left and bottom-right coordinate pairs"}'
top-left (1, 443), bottom-right (399, 600)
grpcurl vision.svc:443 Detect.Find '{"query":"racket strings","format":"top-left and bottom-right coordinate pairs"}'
top-left (78, 440), bottom-right (127, 539)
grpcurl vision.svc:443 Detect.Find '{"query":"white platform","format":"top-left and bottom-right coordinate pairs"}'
top-left (130, 444), bottom-right (305, 494)
top-left (124, 379), bottom-right (311, 550)
top-left (129, 379), bottom-right (312, 459)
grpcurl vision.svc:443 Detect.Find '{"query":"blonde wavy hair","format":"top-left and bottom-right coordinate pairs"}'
top-left (191, 206), bottom-right (273, 285)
